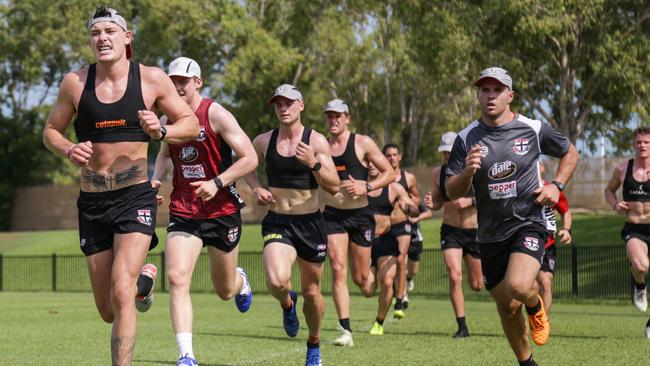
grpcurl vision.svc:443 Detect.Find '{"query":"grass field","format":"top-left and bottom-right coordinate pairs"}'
top-left (0, 213), bottom-right (627, 256)
top-left (0, 292), bottom-right (648, 365)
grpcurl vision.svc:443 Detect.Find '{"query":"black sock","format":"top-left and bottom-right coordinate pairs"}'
top-left (376, 317), bottom-right (384, 326)
top-left (634, 281), bottom-right (647, 290)
top-left (339, 318), bottom-right (351, 332)
top-left (518, 355), bottom-right (537, 366)
top-left (306, 341), bottom-right (319, 349)
top-left (407, 276), bottom-right (412, 282)
top-left (395, 298), bottom-right (403, 310)
top-left (525, 301), bottom-right (542, 315)
top-left (646, 317), bottom-right (650, 327)
top-left (136, 275), bottom-right (153, 296)
top-left (456, 316), bottom-right (467, 330)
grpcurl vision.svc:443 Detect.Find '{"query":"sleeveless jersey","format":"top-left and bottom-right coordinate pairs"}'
top-left (332, 133), bottom-right (368, 181)
top-left (168, 98), bottom-right (241, 219)
top-left (623, 159), bottom-right (650, 202)
top-left (266, 127), bottom-right (318, 189)
top-left (74, 61), bottom-right (150, 143)
top-left (397, 170), bottom-right (409, 190)
top-left (368, 186), bottom-right (392, 215)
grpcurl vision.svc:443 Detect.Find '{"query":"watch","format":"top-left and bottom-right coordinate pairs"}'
top-left (551, 180), bottom-right (565, 192)
top-left (156, 125), bottom-right (167, 142)
top-left (214, 176), bottom-right (224, 189)
top-left (365, 183), bottom-right (373, 192)
top-left (311, 162), bottom-right (322, 172)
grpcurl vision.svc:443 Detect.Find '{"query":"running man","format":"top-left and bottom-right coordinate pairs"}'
top-left (445, 67), bottom-right (579, 365)
top-left (245, 84), bottom-right (340, 366)
top-left (382, 144), bottom-right (420, 317)
top-left (425, 131), bottom-right (482, 338)
top-left (366, 162), bottom-right (420, 335)
top-left (401, 201), bottom-right (432, 310)
top-left (321, 98), bottom-right (394, 346)
top-left (42, 7), bottom-right (199, 366)
top-left (605, 126), bottom-right (650, 338)
top-left (537, 162), bottom-right (572, 314)
top-left (151, 57), bottom-right (257, 366)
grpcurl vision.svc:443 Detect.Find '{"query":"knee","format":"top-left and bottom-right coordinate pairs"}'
top-left (380, 276), bottom-right (394, 290)
top-left (167, 269), bottom-right (192, 291)
top-left (266, 276), bottom-right (289, 293)
top-left (331, 260), bottom-right (347, 282)
top-left (215, 286), bottom-right (234, 301)
top-left (447, 268), bottom-right (462, 286)
top-left (469, 278), bottom-right (483, 292)
top-left (631, 259), bottom-right (649, 275)
top-left (302, 286), bottom-right (321, 304)
top-left (506, 280), bottom-right (535, 301)
top-left (97, 304), bottom-right (114, 323)
top-left (352, 272), bottom-right (369, 288)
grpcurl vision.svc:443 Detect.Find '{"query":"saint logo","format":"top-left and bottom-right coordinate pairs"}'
top-left (196, 127), bottom-right (207, 142)
top-left (227, 226), bottom-right (239, 243)
top-left (488, 161), bottom-right (517, 180)
top-left (180, 146), bottom-right (199, 162)
top-left (512, 138), bottom-right (530, 155)
top-left (523, 236), bottom-right (539, 251)
top-left (80, 238), bottom-right (86, 247)
top-left (364, 229), bottom-right (373, 243)
top-left (136, 209), bottom-right (152, 226)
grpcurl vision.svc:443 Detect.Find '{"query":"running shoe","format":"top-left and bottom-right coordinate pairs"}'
top-left (633, 285), bottom-right (648, 312)
top-left (453, 328), bottom-right (470, 338)
top-left (333, 324), bottom-right (353, 347)
top-left (393, 309), bottom-right (405, 319)
top-left (402, 295), bottom-right (409, 310)
top-left (135, 263), bottom-right (157, 313)
top-left (283, 291), bottom-right (299, 337)
top-left (369, 321), bottom-right (384, 335)
top-left (305, 345), bottom-right (322, 366)
top-left (645, 318), bottom-right (650, 339)
top-left (235, 267), bottom-right (252, 313)
top-left (176, 354), bottom-right (198, 366)
top-left (407, 279), bottom-right (414, 292)
top-left (528, 296), bottom-right (550, 345)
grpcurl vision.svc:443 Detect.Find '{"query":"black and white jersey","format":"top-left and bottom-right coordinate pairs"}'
top-left (446, 114), bottom-right (570, 243)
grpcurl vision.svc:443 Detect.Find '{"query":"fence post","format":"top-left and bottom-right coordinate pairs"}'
top-left (0, 254), bottom-right (3, 291)
top-left (160, 251), bottom-right (165, 292)
top-left (571, 245), bottom-right (578, 295)
top-left (51, 253), bottom-right (57, 292)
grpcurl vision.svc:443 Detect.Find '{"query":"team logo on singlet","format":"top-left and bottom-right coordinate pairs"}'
top-left (488, 161), bottom-right (517, 180)
top-left (180, 146), bottom-right (199, 162)
top-left (181, 164), bottom-right (206, 179)
top-left (512, 138), bottom-right (530, 155)
top-left (196, 127), bottom-right (207, 142)
top-left (227, 226), bottom-right (239, 243)
top-left (136, 209), bottom-right (152, 226)
top-left (629, 184), bottom-right (650, 197)
top-left (523, 236), bottom-right (539, 251)
top-left (479, 146), bottom-right (489, 156)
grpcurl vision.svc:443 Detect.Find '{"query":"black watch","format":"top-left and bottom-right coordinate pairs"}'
top-left (156, 125), bottom-right (167, 142)
top-left (311, 162), bottom-right (322, 172)
top-left (365, 183), bottom-right (373, 192)
top-left (551, 180), bottom-right (565, 192)
top-left (214, 176), bottom-right (224, 189)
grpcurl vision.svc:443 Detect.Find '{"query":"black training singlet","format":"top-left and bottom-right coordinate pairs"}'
top-left (397, 170), bottom-right (409, 190)
top-left (74, 61), bottom-right (150, 143)
top-left (623, 159), bottom-right (650, 202)
top-left (368, 186), bottom-right (392, 215)
top-left (332, 133), bottom-right (369, 181)
top-left (266, 127), bottom-right (318, 189)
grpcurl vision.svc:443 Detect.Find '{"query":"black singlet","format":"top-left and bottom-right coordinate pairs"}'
top-left (397, 170), bottom-right (409, 190)
top-left (368, 186), bottom-right (392, 215)
top-left (74, 61), bottom-right (150, 143)
top-left (332, 133), bottom-right (369, 181)
top-left (623, 159), bottom-right (650, 202)
top-left (266, 127), bottom-right (318, 189)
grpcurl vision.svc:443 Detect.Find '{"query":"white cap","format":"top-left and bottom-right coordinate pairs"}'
top-left (168, 57), bottom-right (201, 79)
top-left (324, 98), bottom-right (349, 113)
top-left (268, 84), bottom-right (303, 103)
top-left (438, 132), bottom-right (457, 152)
top-left (475, 67), bottom-right (513, 89)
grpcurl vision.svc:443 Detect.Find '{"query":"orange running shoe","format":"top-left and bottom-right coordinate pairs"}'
top-left (528, 296), bottom-right (550, 345)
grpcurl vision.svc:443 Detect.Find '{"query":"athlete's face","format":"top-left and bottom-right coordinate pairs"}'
top-left (89, 22), bottom-right (131, 62)
top-left (634, 133), bottom-right (650, 159)
top-left (368, 162), bottom-right (379, 178)
top-left (384, 147), bottom-right (401, 169)
top-left (325, 111), bottom-right (349, 136)
top-left (477, 79), bottom-right (514, 121)
top-left (170, 76), bottom-right (202, 105)
top-left (273, 97), bottom-right (304, 125)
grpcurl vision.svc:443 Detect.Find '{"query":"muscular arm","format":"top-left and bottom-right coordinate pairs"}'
top-left (42, 72), bottom-right (80, 160)
top-left (392, 183), bottom-right (419, 218)
top-left (428, 166), bottom-right (444, 211)
top-left (361, 135), bottom-right (394, 189)
top-left (151, 141), bottom-right (171, 182)
top-left (307, 133), bottom-right (340, 195)
top-left (605, 160), bottom-right (627, 212)
top-left (244, 134), bottom-right (268, 192)
top-left (406, 171), bottom-right (420, 204)
top-left (551, 144), bottom-right (580, 186)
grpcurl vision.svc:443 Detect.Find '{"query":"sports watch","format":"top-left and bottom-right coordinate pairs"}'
top-left (551, 180), bottom-right (565, 192)
top-left (156, 125), bottom-right (167, 141)
top-left (311, 162), bottom-right (322, 172)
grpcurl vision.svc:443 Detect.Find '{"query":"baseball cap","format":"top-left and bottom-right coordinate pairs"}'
top-left (474, 67), bottom-right (513, 89)
top-left (437, 132), bottom-right (457, 152)
top-left (168, 57), bottom-right (202, 79)
top-left (268, 84), bottom-right (303, 104)
top-left (324, 98), bottom-right (349, 113)
top-left (87, 7), bottom-right (132, 59)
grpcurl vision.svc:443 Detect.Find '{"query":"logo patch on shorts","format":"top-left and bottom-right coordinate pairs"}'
top-left (548, 258), bottom-right (556, 271)
top-left (404, 223), bottom-right (411, 233)
top-left (263, 233), bottom-right (283, 242)
top-left (227, 226), bottom-right (239, 243)
top-left (80, 238), bottom-right (86, 247)
top-left (512, 138), bottom-right (530, 155)
top-left (136, 209), bottom-right (152, 226)
top-left (317, 244), bottom-right (327, 257)
top-left (364, 230), bottom-right (373, 243)
top-left (523, 236), bottom-right (539, 251)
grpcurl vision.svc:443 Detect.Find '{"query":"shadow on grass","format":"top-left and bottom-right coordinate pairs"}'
top-left (135, 359), bottom-right (232, 366)
top-left (198, 328), bottom-right (297, 343)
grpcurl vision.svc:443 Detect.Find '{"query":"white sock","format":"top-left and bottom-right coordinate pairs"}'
top-left (237, 268), bottom-right (251, 295)
top-left (176, 332), bottom-right (193, 359)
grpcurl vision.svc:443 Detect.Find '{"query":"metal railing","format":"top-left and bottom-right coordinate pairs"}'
top-left (0, 245), bottom-right (633, 300)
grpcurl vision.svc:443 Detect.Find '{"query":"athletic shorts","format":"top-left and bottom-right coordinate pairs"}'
top-left (371, 232), bottom-right (400, 267)
top-left (408, 240), bottom-right (423, 261)
top-left (440, 223), bottom-right (480, 258)
top-left (540, 244), bottom-right (557, 274)
top-left (168, 212), bottom-right (242, 252)
top-left (621, 222), bottom-right (650, 246)
top-left (390, 220), bottom-right (412, 238)
top-left (322, 205), bottom-right (374, 247)
top-left (262, 211), bottom-right (327, 263)
top-left (77, 182), bottom-right (158, 256)
top-left (480, 223), bottom-right (547, 291)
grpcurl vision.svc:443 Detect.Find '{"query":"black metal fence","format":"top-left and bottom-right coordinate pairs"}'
top-left (0, 245), bottom-right (633, 300)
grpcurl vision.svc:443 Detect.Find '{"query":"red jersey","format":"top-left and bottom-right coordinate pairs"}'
top-left (543, 181), bottom-right (569, 248)
top-left (168, 98), bottom-right (240, 219)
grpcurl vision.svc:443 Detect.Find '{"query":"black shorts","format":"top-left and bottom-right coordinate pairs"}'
top-left (390, 220), bottom-right (413, 238)
top-left (168, 212), bottom-right (242, 252)
top-left (262, 211), bottom-right (327, 263)
top-left (77, 182), bottom-right (158, 256)
top-left (371, 232), bottom-right (400, 267)
top-left (322, 206), bottom-right (374, 247)
top-left (440, 223), bottom-right (480, 259)
top-left (480, 223), bottom-right (547, 291)
top-left (408, 240), bottom-right (423, 261)
top-left (621, 222), bottom-right (650, 245)
top-left (540, 244), bottom-right (557, 274)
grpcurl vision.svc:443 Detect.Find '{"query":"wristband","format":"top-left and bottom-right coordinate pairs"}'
top-left (66, 144), bottom-right (77, 160)
top-left (214, 176), bottom-right (224, 189)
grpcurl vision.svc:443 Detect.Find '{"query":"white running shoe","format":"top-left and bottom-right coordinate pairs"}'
top-left (633, 286), bottom-right (648, 312)
top-left (333, 325), bottom-right (354, 347)
top-left (407, 279), bottom-right (414, 292)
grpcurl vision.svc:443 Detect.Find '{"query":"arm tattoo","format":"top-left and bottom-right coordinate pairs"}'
top-left (82, 165), bottom-right (144, 191)
top-left (111, 335), bottom-right (136, 366)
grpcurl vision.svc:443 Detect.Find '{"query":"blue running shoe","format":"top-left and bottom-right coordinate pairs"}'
top-left (177, 354), bottom-right (198, 366)
top-left (235, 267), bottom-right (252, 313)
top-left (305, 345), bottom-right (322, 366)
top-left (283, 291), bottom-right (299, 337)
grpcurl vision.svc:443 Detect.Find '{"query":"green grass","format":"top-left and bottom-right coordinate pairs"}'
top-left (0, 292), bottom-right (647, 365)
top-left (0, 213), bottom-right (627, 256)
